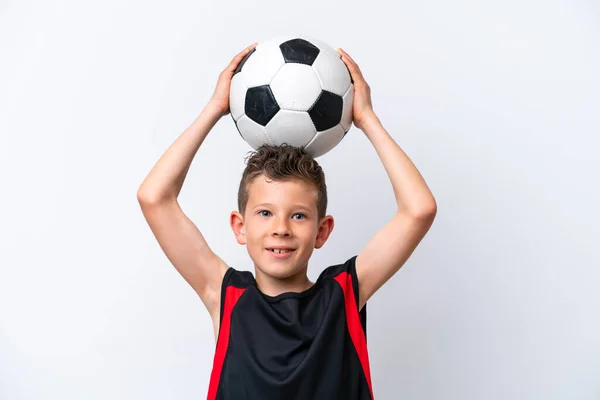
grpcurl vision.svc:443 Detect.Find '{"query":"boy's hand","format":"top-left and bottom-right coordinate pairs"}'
top-left (338, 48), bottom-right (377, 130)
top-left (208, 43), bottom-right (258, 118)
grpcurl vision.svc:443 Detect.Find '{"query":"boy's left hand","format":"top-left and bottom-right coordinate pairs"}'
top-left (338, 48), bottom-right (377, 130)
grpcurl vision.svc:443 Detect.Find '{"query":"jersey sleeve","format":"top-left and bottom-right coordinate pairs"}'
top-left (318, 255), bottom-right (368, 338)
top-left (218, 267), bottom-right (235, 328)
top-left (346, 255), bottom-right (368, 339)
top-left (218, 267), bottom-right (254, 327)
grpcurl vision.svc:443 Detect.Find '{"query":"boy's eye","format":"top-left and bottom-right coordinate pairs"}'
top-left (258, 210), bottom-right (306, 220)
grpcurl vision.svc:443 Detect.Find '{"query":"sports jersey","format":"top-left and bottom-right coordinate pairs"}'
top-left (206, 255), bottom-right (374, 399)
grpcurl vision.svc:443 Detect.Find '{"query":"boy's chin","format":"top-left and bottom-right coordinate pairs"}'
top-left (253, 253), bottom-right (306, 279)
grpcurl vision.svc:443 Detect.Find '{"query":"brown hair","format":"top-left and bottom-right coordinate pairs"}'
top-left (237, 144), bottom-right (327, 220)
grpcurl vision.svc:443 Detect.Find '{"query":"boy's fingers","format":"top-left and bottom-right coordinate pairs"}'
top-left (338, 48), bottom-right (356, 63)
top-left (338, 48), bottom-right (363, 78)
top-left (226, 43), bottom-right (257, 71)
top-left (237, 43), bottom-right (258, 60)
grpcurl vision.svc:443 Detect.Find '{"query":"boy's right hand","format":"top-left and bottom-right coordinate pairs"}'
top-left (208, 43), bottom-right (258, 118)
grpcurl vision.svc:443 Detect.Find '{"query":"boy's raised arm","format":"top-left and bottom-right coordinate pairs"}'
top-left (338, 48), bottom-right (438, 311)
top-left (137, 44), bottom-right (257, 319)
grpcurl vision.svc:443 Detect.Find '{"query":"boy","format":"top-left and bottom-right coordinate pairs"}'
top-left (137, 43), bottom-right (437, 399)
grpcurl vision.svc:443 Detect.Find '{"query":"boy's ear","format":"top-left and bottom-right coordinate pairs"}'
top-left (230, 211), bottom-right (246, 245)
top-left (315, 215), bottom-right (334, 249)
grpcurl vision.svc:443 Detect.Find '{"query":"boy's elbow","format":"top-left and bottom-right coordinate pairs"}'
top-left (426, 200), bottom-right (438, 217)
top-left (137, 187), bottom-right (152, 203)
top-left (137, 187), bottom-right (164, 205)
top-left (413, 198), bottom-right (437, 220)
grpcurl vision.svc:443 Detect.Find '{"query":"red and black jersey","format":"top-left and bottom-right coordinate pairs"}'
top-left (206, 255), bottom-right (374, 400)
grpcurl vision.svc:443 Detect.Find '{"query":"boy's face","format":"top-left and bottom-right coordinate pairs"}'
top-left (230, 174), bottom-right (334, 280)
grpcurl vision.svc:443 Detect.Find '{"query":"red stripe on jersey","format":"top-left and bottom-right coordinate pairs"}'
top-left (207, 286), bottom-right (246, 400)
top-left (334, 272), bottom-right (374, 399)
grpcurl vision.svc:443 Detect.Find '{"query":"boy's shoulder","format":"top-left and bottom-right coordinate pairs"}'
top-left (315, 255), bottom-right (359, 282)
top-left (220, 265), bottom-right (255, 289)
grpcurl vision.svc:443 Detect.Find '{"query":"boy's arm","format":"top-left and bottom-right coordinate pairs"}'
top-left (137, 104), bottom-right (228, 319)
top-left (137, 44), bottom-right (257, 320)
top-left (354, 115), bottom-right (437, 310)
top-left (338, 49), bottom-right (437, 310)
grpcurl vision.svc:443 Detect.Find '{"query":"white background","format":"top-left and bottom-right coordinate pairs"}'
top-left (1, 0), bottom-right (599, 399)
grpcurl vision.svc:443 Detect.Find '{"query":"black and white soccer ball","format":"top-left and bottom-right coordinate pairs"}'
top-left (229, 35), bottom-right (354, 158)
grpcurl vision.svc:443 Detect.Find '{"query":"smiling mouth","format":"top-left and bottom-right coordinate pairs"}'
top-left (266, 248), bottom-right (295, 254)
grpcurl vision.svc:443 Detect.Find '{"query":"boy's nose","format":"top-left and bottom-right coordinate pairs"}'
top-left (272, 217), bottom-right (291, 236)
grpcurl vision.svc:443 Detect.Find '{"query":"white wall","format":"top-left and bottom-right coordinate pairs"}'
top-left (1, 0), bottom-right (599, 399)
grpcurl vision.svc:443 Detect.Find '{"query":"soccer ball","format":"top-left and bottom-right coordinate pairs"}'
top-left (229, 35), bottom-right (354, 158)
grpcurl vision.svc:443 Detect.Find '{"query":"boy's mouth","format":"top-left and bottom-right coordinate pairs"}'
top-left (266, 247), bottom-right (296, 254)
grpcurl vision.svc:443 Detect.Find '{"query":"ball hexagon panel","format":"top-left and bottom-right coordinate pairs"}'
top-left (236, 115), bottom-right (272, 149)
top-left (340, 84), bottom-right (354, 132)
top-left (279, 38), bottom-right (320, 65)
top-left (266, 110), bottom-right (316, 147)
top-left (229, 73), bottom-right (247, 122)
top-left (245, 85), bottom-right (280, 126)
top-left (239, 43), bottom-right (285, 88)
top-left (270, 63), bottom-right (321, 111)
top-left (311, 50), bottom-right (352, 97)
top-left (303, 124), bottom-right (346, 158)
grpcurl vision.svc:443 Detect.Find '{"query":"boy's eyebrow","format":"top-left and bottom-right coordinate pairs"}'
top-left (253, 202), bottom-right (313, 212)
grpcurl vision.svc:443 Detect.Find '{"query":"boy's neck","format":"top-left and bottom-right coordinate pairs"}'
top-left (254, 265), bottom-right (315, 297)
